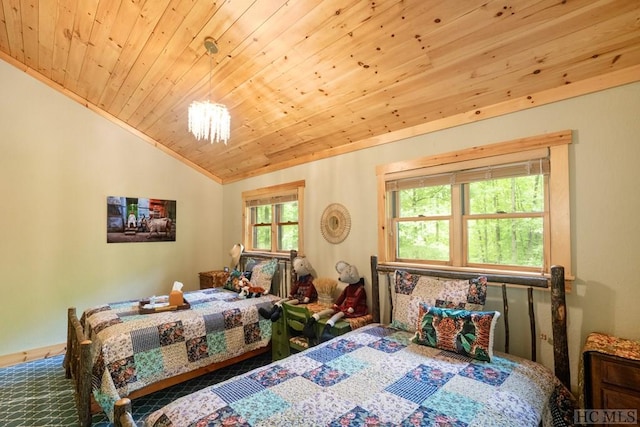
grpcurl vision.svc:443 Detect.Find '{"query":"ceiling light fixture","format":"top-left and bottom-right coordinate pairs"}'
top-left (188, 37), bottom-right (230, 144)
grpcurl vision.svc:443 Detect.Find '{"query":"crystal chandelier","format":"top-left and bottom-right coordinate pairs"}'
top-left (188, 37), bottom-right (230, 145)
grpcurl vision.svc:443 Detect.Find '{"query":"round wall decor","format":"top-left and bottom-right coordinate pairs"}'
top-left (320, 203), bottom-right (351, 244)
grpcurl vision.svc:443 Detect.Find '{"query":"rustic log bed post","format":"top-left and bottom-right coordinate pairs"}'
top-left (370, 256), bottom-right (381, 323)
top-left (528, 287), bottom-right (537, 362)
top-left (551, 265), bottom-right (570, 389)
top-left (114, 398), bottom-right (135, 427)
top-left (64, 307), bottom-right (93, 427)
top-left (289, 249), bottom-right (298, 297)
top-left (501, 284), bottom-right (510, 354)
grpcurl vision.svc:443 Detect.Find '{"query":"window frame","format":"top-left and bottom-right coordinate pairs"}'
top-left (242, 180), bottom-right (305, 254)
top-left (376, 131), bottom-right (572, 279)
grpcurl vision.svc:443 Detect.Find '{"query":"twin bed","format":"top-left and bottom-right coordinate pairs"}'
top-left (64, 252), bottom-right (293, 426)
top-left (67, 254), bottom-right (575, 426)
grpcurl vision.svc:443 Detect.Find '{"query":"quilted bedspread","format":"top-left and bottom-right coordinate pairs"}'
top-left (144, 323), bottom-right (574, 427)
top-left (80, 288), bottom-right (280, 420)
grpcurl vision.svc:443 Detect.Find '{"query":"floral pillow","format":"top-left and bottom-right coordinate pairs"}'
top-left (249, 258), bottom-right (278, 293)
top-left (412, 304), bottom-right (500, 362)
top-left (391, 270), bottom-right (488, 332)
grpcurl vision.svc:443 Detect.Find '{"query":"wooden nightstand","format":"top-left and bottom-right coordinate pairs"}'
top-left (582, 332), bottom-right (640, 411)
top-left (198, 270), bottom-right (229, 289)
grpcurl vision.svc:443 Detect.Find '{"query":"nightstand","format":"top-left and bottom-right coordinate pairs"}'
top-left (198, 270), bottom-right (229, 289)
top-left (582, 332), bottom-right (640, 410)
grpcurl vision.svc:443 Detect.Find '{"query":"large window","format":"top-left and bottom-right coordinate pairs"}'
top-left (377, 131), bottom-right (572, 277)
top-left (242, 180), bottom-right (305, 253)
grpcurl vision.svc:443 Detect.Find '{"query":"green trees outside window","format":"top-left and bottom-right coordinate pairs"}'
top-left (378, 131), bottom-right (572, 277)
top-left (251, 202), bottom-right (299, 251)
top-left (243, 180), bottom-right (304, 254)
top-left (392, 170), bottom-right (546, 270)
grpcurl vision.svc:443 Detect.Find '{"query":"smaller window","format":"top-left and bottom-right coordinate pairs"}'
top-left (242, 180), bottom-right (305, 253)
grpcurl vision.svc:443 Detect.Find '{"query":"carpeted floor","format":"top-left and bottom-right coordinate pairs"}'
top-left (0, 352), bottom-right (272, 427)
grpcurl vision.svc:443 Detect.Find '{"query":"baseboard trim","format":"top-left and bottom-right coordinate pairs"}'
top-left (0, 343), bottom-right (66, 368)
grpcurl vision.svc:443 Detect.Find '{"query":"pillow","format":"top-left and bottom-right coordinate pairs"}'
top-left (391, 270), bottom-right (488, 332)
top-left (412, 304), bottom-right (500, 362)
top-left (223, 269), bottom-right (246, 292)
top-left (249, 258), bottom-right (278, 293)
top-left (243, 257), bottom-right (260, 272)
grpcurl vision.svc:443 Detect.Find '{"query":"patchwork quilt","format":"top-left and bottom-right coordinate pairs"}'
top-left (144, 323), bottom-right (575, 427)
top-left (80, 288), bottom-right (280, 420)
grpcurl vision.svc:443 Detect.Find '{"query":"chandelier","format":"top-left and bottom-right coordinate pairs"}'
top-left (188, 37), bottom-right (230, 145)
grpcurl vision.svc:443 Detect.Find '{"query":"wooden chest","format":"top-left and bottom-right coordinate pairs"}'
top-left (198, 270), bottom-right (229, 289)
top-left (585, 352), bottom-right (640, 410)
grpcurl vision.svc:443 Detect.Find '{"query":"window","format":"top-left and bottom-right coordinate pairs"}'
top-left (377, 131), bottom-right (572, 277)
top-left (242, 180), bottom-right (305, 253)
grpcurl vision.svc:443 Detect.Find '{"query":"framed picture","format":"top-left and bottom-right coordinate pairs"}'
top-left (107, 196), bottom-right (176, 243)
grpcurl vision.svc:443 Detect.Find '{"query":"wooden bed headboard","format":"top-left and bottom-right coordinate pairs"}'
top-left (369, 255), bottom-right (570, 390)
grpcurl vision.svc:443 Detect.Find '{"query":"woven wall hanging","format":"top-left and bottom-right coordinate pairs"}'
top-left (320, 203), bottom-right (351, 244)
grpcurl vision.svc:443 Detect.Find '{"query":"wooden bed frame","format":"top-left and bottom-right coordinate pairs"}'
top-left (109, 255), bottom-right (571, 427)
top-left (63, 251), bottom-right (295, 427)
top-left (371, 257), bottom-right (571, 390)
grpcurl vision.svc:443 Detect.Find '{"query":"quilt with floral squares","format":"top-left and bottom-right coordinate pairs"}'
top-left (144, 323), bottom-right (575, 427)
top-left (80, 288), bottom-right (280, 420)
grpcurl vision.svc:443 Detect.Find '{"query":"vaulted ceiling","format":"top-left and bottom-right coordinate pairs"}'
top-left (1, 0), bottom-right (639, 183)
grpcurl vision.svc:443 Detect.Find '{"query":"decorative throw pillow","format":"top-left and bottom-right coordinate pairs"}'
top-left (223, 269), bottom-right (246, 292)
top-left (391, 270), bottom-right (488, 332)
top-left (412, 304), bottom-right (500, 362)
top-left (243, 257), bottom-right (260, 272)
top-left (249, 258), bottom-right (278, 293)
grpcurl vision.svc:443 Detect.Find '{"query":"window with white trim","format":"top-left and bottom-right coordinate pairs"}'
top-left (242, 180), bottom-right (305, 253)
top-left (377, 131), bottom-right (572, 277)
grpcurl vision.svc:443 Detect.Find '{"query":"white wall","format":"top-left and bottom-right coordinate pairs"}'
top-left (223, 81), bottom-right (640, 391)
top-left (0, 61), bottom-right (224, 356)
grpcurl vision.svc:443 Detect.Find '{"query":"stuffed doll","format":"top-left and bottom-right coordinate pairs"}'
top-left (238, 283), bottom-right (267, 298)
top-left (258, 255), bottom-right (317, 321)
top-left (303, 260), bottom-right (368, 342)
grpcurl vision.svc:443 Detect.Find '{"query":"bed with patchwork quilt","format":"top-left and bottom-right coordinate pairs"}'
top-left (83, 288), bottom-right (280, 419)
top-left (64, 253), bottom-right (292, 427)
top-left (143, 322), bottom-right (573, 426)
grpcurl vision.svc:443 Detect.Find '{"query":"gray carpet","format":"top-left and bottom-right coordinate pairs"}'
top-left (0, 352), bottom-right (272, 426)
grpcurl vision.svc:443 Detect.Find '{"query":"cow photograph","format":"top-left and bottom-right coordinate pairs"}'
top-left (107, 196), bottom-right (176, 243)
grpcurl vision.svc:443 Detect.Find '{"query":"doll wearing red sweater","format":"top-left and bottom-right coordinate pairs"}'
top-left (303, 261), bottom-right (368, 342)
top-left (258, 255), bottom-right (317, 321)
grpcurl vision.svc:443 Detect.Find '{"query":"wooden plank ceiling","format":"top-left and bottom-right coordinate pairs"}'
top-left (1, 0), bottom-right (639, 183)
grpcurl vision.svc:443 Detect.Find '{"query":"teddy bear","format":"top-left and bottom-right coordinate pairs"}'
top-left (303, 260), bottom-right (368, 343)
top-left (258, 255), bottom-right (317, 321)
